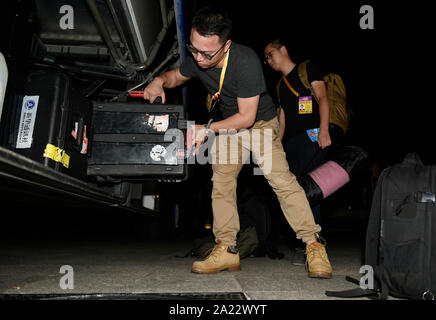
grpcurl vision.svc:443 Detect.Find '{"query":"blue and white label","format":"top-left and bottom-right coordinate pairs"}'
top-left (24, 99), bottom-right (36, 110)
top-left (16, 95), bottom-right (39, 149)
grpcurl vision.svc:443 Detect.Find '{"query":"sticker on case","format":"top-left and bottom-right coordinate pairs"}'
top-left (147, 115), bottom-right (169, 132)
top-left (306, 128), bottom-right (319, 142)
top-left (16, 95), bottom-right (39, 149)
top-left (150, 145), bottom-right (167, 162)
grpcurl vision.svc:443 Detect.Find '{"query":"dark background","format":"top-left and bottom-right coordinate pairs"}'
top-left (0, 1), bottom-right (433, 243)
top-left (172, 0), bottom-right (435, 241)
top-left (187, 0), bottom-right (434, 167)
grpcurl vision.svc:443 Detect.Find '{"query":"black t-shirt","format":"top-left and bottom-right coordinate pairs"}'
top-left (180, 42), bottom-right (277, 123)
top-left (278, 61), bottom-right (324, 140)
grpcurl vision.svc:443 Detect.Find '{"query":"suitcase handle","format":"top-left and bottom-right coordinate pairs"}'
top-left (402, 153), bottom-right (424, 166)
top-left (128, 91), bottom-right (144, 98)
top-left (129, 91), bottom-right (163, 104)
top-left (153, 96), bottom-right (163, 104)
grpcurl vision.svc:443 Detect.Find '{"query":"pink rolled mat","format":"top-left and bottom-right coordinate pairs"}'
top-left (308, 160), bottom-right (350, 198)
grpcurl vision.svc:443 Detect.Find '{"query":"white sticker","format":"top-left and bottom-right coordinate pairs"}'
top-left (150, 145), bottom-right (167, 162)
top-left (147, 114), bottom-right (169, 132)
top-left (16, 95), bottom-right (39, 149)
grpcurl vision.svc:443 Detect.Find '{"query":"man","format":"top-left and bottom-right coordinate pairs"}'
top-left (143, 7), bottom-right (332, 278)
top-left (264, 39), bottom-right (331, 265)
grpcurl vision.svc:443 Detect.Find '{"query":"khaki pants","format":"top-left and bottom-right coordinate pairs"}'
top-left (210, 117), bottom-right (321, 247)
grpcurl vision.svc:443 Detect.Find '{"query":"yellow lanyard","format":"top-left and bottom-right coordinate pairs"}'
top-left (282, 76), bottom-right (299, 97)
top-left (212, 48), bottom-right (230, 100)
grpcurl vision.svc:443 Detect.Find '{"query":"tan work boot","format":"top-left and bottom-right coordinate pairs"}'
top-left (306, 237), bottom-right (332, 279)
top-left (192, 241), bottom-right (241, 274)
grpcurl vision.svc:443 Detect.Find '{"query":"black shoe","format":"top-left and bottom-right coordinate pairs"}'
top-left (291, 247), bottom-right (306, 266)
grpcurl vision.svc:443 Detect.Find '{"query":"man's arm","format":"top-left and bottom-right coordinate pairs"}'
top-left (192, 95), bottom-right (259, 155)
top-left (311, 80), bottom-right (331, 149)
top-left (209, 95), bottom-right (259, 132)
top-left (277, 106), bottom-right (285, 140)
top-left (143, 67), bottom-right (191, 103)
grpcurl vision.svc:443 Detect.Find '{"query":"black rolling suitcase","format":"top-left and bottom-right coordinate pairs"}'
top-left (87, 101), bottom-right (189, 182)
top-left (10, 71), bottom-right (92, 180)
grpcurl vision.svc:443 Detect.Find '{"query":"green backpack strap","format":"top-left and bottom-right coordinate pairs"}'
top-left (297, 60), bottom-right (319, 103)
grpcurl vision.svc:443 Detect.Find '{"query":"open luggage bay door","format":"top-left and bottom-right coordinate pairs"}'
top-left (0, 0), bottom-right (191, 212)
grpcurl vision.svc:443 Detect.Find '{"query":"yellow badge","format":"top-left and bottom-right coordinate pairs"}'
top-left (298, 96), bottom-right (313, 114)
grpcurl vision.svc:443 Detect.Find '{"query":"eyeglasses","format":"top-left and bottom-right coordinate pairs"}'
top-left (186, 42), bottom-right (226, 61)
top-left (263, 50), bottom-right (274, 64)
top-left (263, 49), bottom-right (276, 65)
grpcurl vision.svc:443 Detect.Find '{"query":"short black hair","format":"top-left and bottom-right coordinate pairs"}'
top-left (265, 38), bottom-right (298, 61)
top-left (191, 6), bottom-right (232, 43)
top-left (267, 39), bottom-right (285, 50)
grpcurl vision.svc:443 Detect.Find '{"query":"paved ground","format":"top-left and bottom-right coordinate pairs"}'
top-left (0, 194), bottom-right (384, 302)
top-left (0, 234), bottom-right (368, 300)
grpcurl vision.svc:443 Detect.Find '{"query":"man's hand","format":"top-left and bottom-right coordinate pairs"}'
top-left (318, 127), bottom-right (331, 149)
top-left (143, 68), bottom-right (191, 104)
top-left (143, 77), bottom-right (166, 103)
top-left (191, 124), bottom-right (208, 156)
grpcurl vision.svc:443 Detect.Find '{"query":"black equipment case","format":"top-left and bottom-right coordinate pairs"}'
top-left (8, 71), bottom-right (189, 182)
top-left (364, 153), bottom-right (436, 299)
top-left (9, 71), bottom-right (92, 180)
top-left (87, 101), bottom-right (189, 182)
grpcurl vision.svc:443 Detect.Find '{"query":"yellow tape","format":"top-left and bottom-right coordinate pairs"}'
top-left (43, 144), bottom-right (70, 168)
